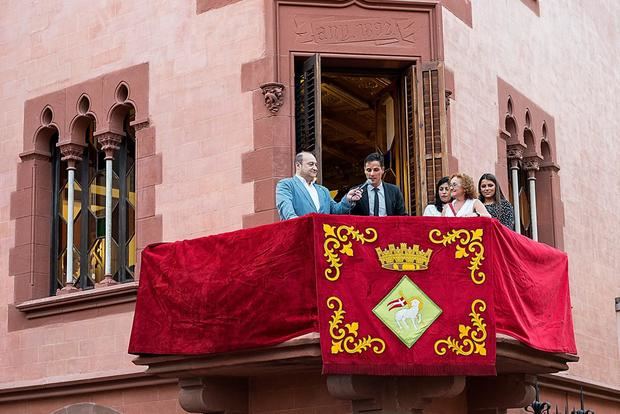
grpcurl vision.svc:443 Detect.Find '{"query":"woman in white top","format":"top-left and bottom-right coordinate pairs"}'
top-left (442, 173), bottom-right (491, 218)
top-left (423, 176), bottom-right (451, 216)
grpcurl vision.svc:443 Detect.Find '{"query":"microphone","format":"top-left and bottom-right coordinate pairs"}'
top-left (358, 179), bottom-right (371, 194)
top-left (349, 179), bottom-right (371, 209)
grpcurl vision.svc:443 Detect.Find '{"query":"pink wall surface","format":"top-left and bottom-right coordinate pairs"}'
top-left (0, 0), bottom-right (618, 411)
top-left (0, 0), bottom-right (263, 401)
top-left (442, 0), bottom-right (620, 387)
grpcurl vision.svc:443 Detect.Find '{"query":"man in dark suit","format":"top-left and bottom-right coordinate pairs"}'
top-left (350, 152), bottom-right (407, 216)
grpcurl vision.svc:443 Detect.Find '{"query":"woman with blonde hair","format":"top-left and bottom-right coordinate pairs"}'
top-left (442, 173), bottom-right (491, 218)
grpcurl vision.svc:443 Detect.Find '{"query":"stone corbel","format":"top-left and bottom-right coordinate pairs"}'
top-left (467, 374), bottom-right (536, 413)
top-left (178, 377), bottom-right (248, 414)
top-left (327, 374), bottom-right (465, 414)
top-left (260, 82), bottom-right (285, 114)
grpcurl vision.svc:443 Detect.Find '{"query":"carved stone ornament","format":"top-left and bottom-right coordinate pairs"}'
top-left (59, 143), bottom-right (84, 164)
top-left (96, 132), bottom-right (124, 159)
top-left (506, 144), bottom-right (526, 160)
top-left (445, 90), bottom-right (453, 109)
top-left (131, 120), bottom-right (150, 132)
top-left (260, 82), bottom-right (285, 114)
top-left (522, 156), bottom-right (542, 171)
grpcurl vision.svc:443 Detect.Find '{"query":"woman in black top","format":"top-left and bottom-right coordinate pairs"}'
top-left (478, 173), bottom-right (515, 230)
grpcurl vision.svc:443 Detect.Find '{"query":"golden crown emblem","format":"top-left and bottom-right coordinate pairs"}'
top-left (375, 243), bottom-right (433, 271)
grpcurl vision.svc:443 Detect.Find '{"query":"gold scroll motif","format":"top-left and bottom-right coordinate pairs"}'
top-left (434, 299), bottom-right (488, 357)
top-left (428, 228), bottom-right (486, 284)
top-left (323, 224), bottom-right (378, 281)
top-left (327, 296), bottom-right (386, 355)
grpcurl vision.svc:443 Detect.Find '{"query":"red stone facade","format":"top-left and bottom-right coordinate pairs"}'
top-left (0, 0), bottom-right (618, 413)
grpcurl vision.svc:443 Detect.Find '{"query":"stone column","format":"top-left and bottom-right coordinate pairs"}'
top-left (96, 132), bottom-right (124, 287)
top-left (507, 144), bottom-right (526, 234)
top-left (57, 143), bottom-right (84, 294)
top-left (523, 156), bottom-right (542, 241)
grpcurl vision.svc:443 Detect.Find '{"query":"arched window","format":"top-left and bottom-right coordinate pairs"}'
top-left (51, 115), bottom-right (136, 293)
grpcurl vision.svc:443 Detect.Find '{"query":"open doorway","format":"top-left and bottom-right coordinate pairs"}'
top-left (294, 55), bottom-right (448, 215)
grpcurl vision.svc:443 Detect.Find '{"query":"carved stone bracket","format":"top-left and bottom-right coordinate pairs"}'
top-left (327, 374), bottom-right (465, 414)
top-left (468, 374), bottom-right (536, 413)
top-left (260, 82), bottom-right (285, 114)
top-left (178, 377), bottom-right (248, 414)
top-left (96, 132), bottom-right (124, 160)
top-left (58, 143), bottom-right (85, 168)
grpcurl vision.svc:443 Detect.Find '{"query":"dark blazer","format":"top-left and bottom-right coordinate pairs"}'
top-left (350, 182), bottom-right (407, 216)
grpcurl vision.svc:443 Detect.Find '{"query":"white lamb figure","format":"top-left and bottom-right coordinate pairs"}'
top-left (394, 299), bottom-right (422, 330)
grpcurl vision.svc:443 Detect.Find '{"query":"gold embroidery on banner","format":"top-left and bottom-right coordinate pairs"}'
top-left (327, 296), bottom-right (386, 355)
top-left (323, 224), bottom-right (378, 281)
top-left (428, 228), bottom-right (486, 284)
top-left (375, 243), bottom-right (433, 271)
top-left (434, 299), bottom-right (487, 356)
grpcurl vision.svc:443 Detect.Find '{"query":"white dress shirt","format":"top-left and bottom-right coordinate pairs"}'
top-left (367, 182), bottom-right (387, 216)
top-left (296, 174), bottom-right (320, 211)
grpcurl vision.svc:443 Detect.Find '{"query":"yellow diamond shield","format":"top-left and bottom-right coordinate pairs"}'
top-left (372, 275), bottom-right (442, 348)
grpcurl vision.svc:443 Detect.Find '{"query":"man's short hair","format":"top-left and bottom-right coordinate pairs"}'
top-left (295, 151), bottom-right (314, 165)
top-left (364, 152), bottom-right (384, 167)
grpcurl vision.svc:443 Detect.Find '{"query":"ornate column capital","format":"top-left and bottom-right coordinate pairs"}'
top-left (523, 156), bottom-right (543, 178)
top-left (522, 156), bottom-right (542, 171)
top-left (96, 132), bottom-right (124, 160)
top-left (506, 143), bottom-right (527, 160)
top-left (260, 82), bottom-right (285, 114)
top-left (58, 143), bottom-right (85, 169)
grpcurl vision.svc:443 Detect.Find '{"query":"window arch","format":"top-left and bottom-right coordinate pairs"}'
top-left (51, 113), bottom-right (136, 292)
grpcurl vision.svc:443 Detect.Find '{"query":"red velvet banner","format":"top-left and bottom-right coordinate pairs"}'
top-left (128, 215), bottom-right (576, 376)
top-left (313, 215), bottom-right (496, 375)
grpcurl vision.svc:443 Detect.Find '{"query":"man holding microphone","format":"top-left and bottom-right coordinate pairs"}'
top-left (349, 152), bottom-right (407, 216)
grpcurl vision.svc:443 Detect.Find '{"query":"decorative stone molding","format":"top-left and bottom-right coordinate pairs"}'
top-left (16, 281), bottom-right (138, 319)
top-left (96, 132), bottom-right (124, 159)
top-left (506, 144), bottom-right (526, 160)
top-left (260, 82), bottom-right (285, 114)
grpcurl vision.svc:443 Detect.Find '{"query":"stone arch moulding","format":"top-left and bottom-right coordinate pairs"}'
top-left (10, 63), bottom-right (162, 320)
